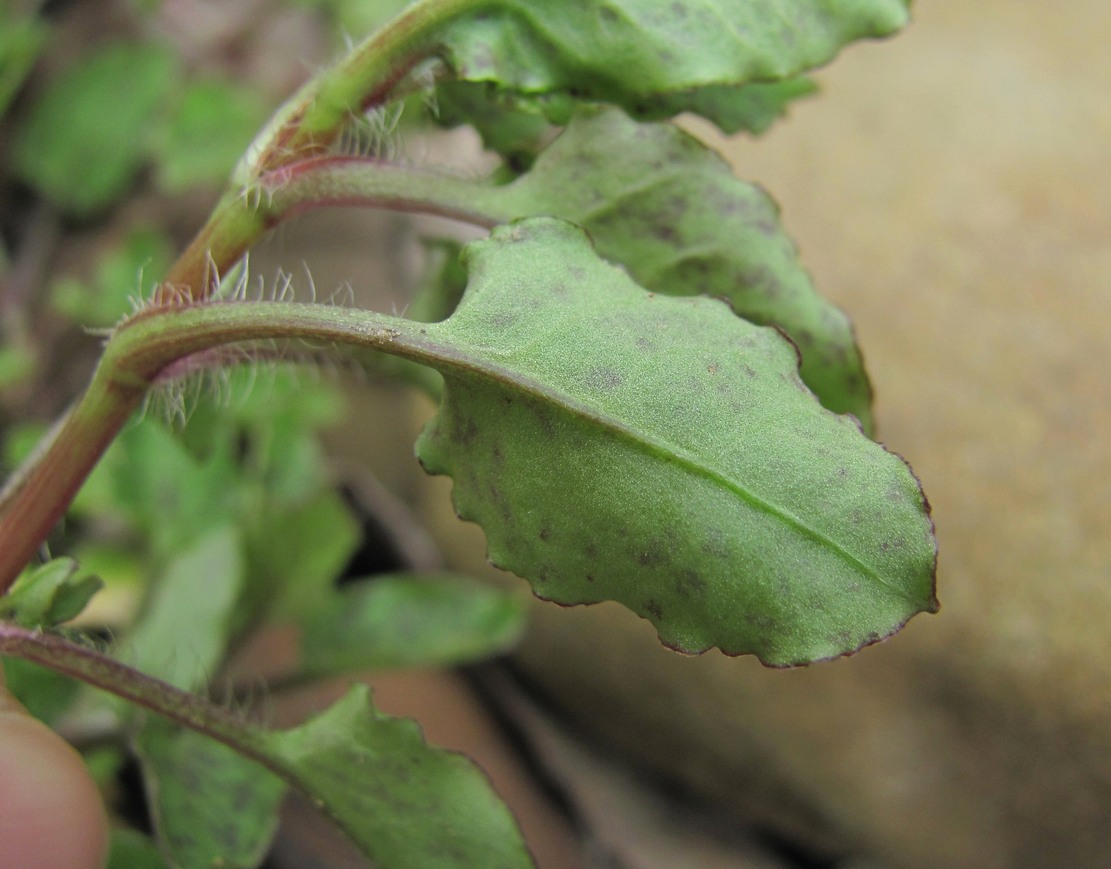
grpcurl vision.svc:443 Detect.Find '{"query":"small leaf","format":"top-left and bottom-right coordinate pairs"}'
top-left (413, 218), bottom-right (935, 665)
top-left (11, 42), bottom-right (175, 214)
top-left (251, 685), bottom-right (532, 868)
top-left (126, 527), bottom-right (244, 690)
top-left (436, 0), bottom-right (909, 127)
top-left (298, 574), bottom-right (526, 677)
top-left (0, 558), bottom-right (103, 628)
top-left (135, 719), bottom-right (286, 869)
top-left (493, 108), bottom-right (873, 427)
top-left (75, 418), bottom-right (240, 556)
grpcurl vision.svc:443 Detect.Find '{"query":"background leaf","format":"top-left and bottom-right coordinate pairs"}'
top-left (245, 488), bottom-right (360, 620)
top-left (126, 527), bottom-right (244, 690)
top-left (436, 0), bottom-right (910, 127)
top-left (11, 42), bottom-right (175, 214)
top-left (0, 11), bottom-right (48, 117)
top-left (413, 218), bottom-right (935, 664)
top-left (297, 574), bottom-right (526, 677)
top-left (491, 107), bottom-right (873, 427)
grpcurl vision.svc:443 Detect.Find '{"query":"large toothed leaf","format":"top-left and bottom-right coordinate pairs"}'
top-left (251, 685), bottom-right (531, 868)
top-left (437, 0), bottom-right (910, 127)
top-left (491, 107), bottom-right (872, 429)
top-left (413, 218), bottom-right (935, 665)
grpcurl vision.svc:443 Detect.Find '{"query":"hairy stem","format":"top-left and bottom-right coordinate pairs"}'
top-left (0, 302), bottom-right (438, 588)
top-left (0, 0), bottom-right (505, 590)
top-left (0, 623), bottom-right (267, 754)
top-left (161, 0), bottom-right (488, 305)
top-left (0, 159), bottom-right (513, 589)
top-left (260, 156), bottom-right (509, 228)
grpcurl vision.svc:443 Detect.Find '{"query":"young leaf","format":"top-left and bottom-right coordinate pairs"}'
top-left (436, 0), bottom-right (910, 127)
top-left (251, 684), bottom-right (532, 869)
top-left (134, 719), bottom-right (286, 869)
top-left (297, 574), bottom-right (526, 678)
top-left (413, 218), bottom-right (935, 665)
top-left (492, 107), bottom-right (873, 428)
top-left (0, 558), bottom-right (103, 628)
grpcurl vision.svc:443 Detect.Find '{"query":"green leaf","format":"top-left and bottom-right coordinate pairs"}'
top-left (298, 574), bottom-right (526, 677)
top-left (645, 76), bottom-right (819, 134)
top-left (107, 830), bottom-right (170, 869)
top-left (414, 218), bottom-right (935, 665)
top-left (433, 81), bottom-right (554, 168)
top-left (251, 684), bottom-right (532, 868)
top-left (491, 107), bottom-right (873, 429)
top-left (245, 488), bottom-right (360, 620)
top-left (11, 42), bottom-right (176, 214)
top-left (135, 719), bottom-right (286, 869)
top-left (437, 0), bottom-right (910, 127)
top-left (126, 527), bottom-right (244, 690)
top-left (1, 657), bottom-right (79, 725)
top-left (155, 78), bottom-right (271, 192)
top-left (75, 417), bottom-right (240, 557)
top-left (0, 558), bottom-right (103, 628)
top-left (176, 366), bottom-right (343, 505)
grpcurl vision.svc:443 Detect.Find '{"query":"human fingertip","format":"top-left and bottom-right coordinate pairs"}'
top-left (0, 692), bottom-right (110, 869)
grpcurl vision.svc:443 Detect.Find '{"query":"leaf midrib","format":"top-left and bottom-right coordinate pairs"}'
top-left (413, 331), bottom-right (919, 607)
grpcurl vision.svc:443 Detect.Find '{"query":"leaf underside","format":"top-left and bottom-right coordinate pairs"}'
top-left (438, 0), bottom-right (911, 128)
top-left (493, 106), bottom-right (874, 430)
top-left (413, 218), bottom-right (935, 666)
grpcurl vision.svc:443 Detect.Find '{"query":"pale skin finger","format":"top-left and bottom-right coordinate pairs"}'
top-left (0, 667), bottom-right (109, 869)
